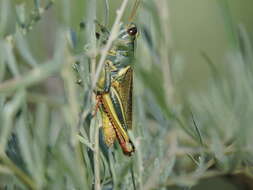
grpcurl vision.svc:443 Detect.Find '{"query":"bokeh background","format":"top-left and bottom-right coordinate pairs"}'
top-left (1, 0), bottom-right (253, 189)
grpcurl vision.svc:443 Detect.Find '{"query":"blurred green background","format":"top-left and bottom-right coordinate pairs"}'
top-left (170, 0), bottom-right (253, 92)
top-left (6, 0), bottom-right (253, 90)
top-left (1, 0), bottom-right (253, 189)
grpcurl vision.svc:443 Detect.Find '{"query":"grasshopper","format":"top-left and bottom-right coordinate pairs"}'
top-left (95, 1), bottom-right (140, 156)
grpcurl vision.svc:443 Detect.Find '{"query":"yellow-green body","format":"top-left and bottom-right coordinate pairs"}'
top-left (96, 23), bottom-right (138, 156)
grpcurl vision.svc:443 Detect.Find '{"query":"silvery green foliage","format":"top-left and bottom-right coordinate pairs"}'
top-left (0, 0), bottom-right (253, 189)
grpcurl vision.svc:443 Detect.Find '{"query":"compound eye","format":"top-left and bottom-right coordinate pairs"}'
top-left (127, 26), bottom-right (138, 36)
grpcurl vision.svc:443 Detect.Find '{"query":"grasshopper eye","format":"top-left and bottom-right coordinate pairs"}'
top-left (127, 26), bottom-right (138, 36)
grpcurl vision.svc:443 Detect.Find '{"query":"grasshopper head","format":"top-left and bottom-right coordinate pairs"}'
top-left (126, 23), bottom-right (138, 38)
top-left (111, 23), bottom-right (138, 59)
top-left (118, 23), bottom-right (138, 41)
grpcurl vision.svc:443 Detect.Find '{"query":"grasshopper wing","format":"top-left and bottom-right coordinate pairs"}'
top-left (112, 67), bottom-right (133, 129)
top-left (99, 85), bottom-right (134, 155)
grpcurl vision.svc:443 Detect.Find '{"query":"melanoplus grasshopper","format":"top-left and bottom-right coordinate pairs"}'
top-left (95, 1), bottom-right (140, 156)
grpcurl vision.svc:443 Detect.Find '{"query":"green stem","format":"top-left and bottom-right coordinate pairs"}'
top-left (0, 153), bottom-right (36, 189)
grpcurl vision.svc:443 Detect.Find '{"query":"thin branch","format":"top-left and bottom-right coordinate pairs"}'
top-left (191, 112), bottom-right (204, 146)
top-left (0, 61), bottom-right (61, 94)
top-left (0, 153), bottom-right (37, 189)
top-left (94, 120), bottom-right (101, 190)
top-left (104, 0), bottom-right (109, 26)
top-left (77, 134), bottom-right (94, 151)
top-left (91, 0), bottom-right (129, 89)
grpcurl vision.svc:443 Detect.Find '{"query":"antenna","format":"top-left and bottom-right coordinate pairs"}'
top-left (128, 0), bottom-right (141, 23)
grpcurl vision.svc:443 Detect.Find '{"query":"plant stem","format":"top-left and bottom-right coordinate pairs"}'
top-left (0, 153), bottom-right (36, 189)
top-left (94, 120), bottom-right (101, 190)
top-left (91, 0), bottom-right (129, 89)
